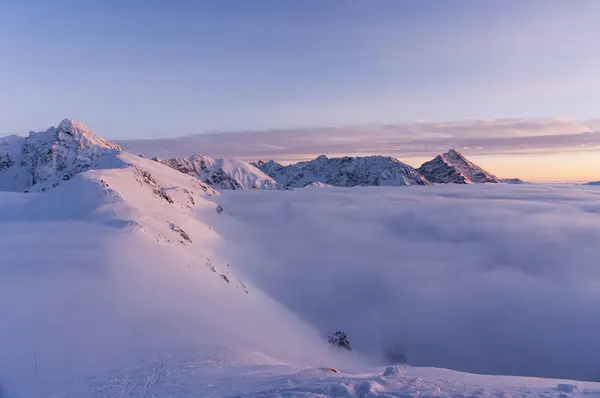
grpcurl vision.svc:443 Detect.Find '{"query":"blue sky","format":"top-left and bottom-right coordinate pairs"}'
top-left (2, 0), bottom-right (600, 139)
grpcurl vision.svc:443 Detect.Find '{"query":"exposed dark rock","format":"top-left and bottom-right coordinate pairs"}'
top-left (169, 222), bottom-right (192, 243)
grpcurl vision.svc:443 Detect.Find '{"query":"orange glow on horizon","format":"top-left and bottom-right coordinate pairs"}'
top-left (258, 151), bottom-right (600, 183)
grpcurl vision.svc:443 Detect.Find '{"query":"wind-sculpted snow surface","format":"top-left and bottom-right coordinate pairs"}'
top-left (215, 183), bottom-right (600, 382)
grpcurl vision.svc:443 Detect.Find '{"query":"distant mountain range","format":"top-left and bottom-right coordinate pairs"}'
top-left (253, 155), bottom-right (429, 188)
top-left (254, 150), bottom-right (523, 189)
top-left (0, 119), bottom-right (524, 192)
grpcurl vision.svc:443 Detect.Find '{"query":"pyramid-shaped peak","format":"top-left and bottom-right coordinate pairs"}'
top-left (57, 119), bottom-right (91, 133)
top-left (442, 149), bottom-right (466, 159)
top-left (51, 119), bottom-right (121, 151)
top-left (418, 149), bottom-right (500, 184)
top-left (0, 119), bottom-right (122, 191)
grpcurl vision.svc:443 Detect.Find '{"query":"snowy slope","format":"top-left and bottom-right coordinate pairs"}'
top-left (0, 151), bottom-right (349, 397)
top-left (162, 154), bottom-right (277, 190)
top-left (254, 154), bottom-right (429, 188)
top-left (583, 181), bottom-right (600, 186)
top-left (0, 119), bottom-right (122, 192)
top-left (418, 149), bottom-right (501, 184)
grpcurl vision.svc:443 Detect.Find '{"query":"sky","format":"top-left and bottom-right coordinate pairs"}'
top-left (2, 0), bottom-right (600, 181)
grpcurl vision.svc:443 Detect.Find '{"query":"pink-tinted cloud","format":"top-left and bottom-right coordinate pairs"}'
top-left (119, 118), bottom-right (600, 164)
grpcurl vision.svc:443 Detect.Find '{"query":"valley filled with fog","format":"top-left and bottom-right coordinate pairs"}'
top-left (214, 184), bottom-right (600, 382)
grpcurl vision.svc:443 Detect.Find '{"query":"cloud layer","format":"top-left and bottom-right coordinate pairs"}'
top-left (215, 184), bottom-right (600, 381)
top-left (119, 118), bottom-right (600, 165)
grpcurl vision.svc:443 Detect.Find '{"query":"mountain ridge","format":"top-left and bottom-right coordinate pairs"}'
top-left (253, 154), bottom-right (430, 188)
top-left (161, 154), bottom-right (277, 190)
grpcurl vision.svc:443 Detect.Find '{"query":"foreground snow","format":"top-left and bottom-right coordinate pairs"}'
top-left (8, 360), bottom-right (600, 397)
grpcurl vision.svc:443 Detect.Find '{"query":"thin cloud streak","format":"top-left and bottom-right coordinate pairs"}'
top-left (119, 118), bottom-right (600, 164)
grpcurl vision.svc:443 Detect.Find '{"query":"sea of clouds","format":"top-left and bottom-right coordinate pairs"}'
top-left (215, 183), bottom-right (600, 381)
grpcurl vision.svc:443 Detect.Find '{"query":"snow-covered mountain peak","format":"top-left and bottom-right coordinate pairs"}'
top-left (58, 118), bottom-right (81, 130)
top-left (418, 149), bottom-right (500, 184)
top-left (441, 148), bottom-right (466, 162)
top-left (0, 119), bottom-right (122, 191)
top-left (51, 118), bottom-right (122, 150)
top-left (23, 118), bottom-right (121, 152)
